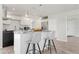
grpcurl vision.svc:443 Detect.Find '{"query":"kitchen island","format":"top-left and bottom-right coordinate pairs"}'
top-left (14, 31), bottom-right (46, 54)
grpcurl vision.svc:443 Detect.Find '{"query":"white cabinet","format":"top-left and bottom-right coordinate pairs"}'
top-left (14, 32), bottom-right (32, 54)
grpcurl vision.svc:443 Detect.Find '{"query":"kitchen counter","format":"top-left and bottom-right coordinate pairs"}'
top-left (14, 31), bottom-right (46, 54)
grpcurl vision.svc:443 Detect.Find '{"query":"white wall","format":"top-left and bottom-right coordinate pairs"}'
top-left (67, 18), bottom-right (76, 36)
top-left (48, 9), bottom-right (79, 41)
top-left (75, 19), bottom-right (79, 37)
top-left (48, 18), bottom-right (56, 31)
top-left (48, 16), bottom-right (67, 41)
top-left (0, 5), bottom-right (3, 48)
top-left (56, 16), bottom-right (67, 41)
top-left (67, 18), bottom-right (79, 37)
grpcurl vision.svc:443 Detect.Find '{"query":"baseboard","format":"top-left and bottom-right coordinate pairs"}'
top-left (67, 35), bottom-right (79, 37)
top-left (56, 39), bottom-right (67, 42)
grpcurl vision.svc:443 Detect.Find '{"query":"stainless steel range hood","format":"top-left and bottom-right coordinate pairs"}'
top-left (2, 5), bottom-right (21, 20)
top-left (2, 5), bottom-right (9, 20)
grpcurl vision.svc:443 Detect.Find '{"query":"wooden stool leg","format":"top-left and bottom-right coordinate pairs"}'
top-left (49, 40), bottom-right (52, 54)
top-left (26, 43), bottom-right (30, 54)
top-left (48, 40), bottom-right (51, 54)
top-left (33, 44), bottom-right (35, 54)
top-left (37, 43), bottom-right (41, 54)
top-left (52, 40), bottom-right (57, 53)
top-left (42, 39), bottom-right (47, 52)
top-left (48, 40), bottom-right (50, 50)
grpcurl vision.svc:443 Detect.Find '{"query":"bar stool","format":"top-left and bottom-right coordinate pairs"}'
top-left (42, 31), bottom-right (57, 54)
top-left (26, 32), bottom-right (41, 54)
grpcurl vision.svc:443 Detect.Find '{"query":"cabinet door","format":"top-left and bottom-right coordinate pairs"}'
top-left (3, 31), bottom-right (14, 47)
top-left (3, 32), bottom-right (10, 47)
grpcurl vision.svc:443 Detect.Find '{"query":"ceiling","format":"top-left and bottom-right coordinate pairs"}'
top-left (4, 4), bottom-right (79, 18)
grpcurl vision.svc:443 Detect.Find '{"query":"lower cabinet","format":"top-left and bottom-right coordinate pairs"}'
top-left (3, 31), bottom-right (14, 47)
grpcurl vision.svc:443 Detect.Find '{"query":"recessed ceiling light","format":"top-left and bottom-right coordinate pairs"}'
top-left (12, 8), bottom-right (15, 11)
top-left (39, 4), bottom-right (43, 7)
top-left (40, 4), bottom-right (42, 6)
top-left (25, 14), bottom-right (28, 17)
